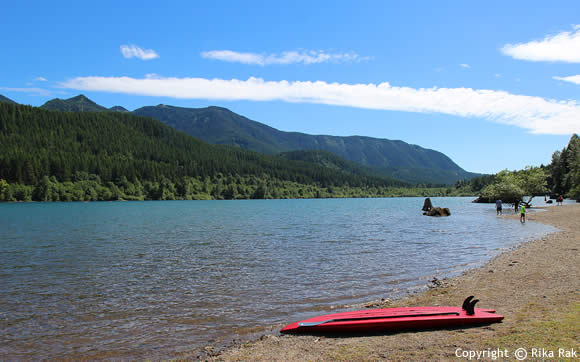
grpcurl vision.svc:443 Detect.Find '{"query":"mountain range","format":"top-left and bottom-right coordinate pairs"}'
top-left (4, 94), bottom-right (479, 184)
top-left (132, 104), bottom-right (478, 184)
top-left (41, 94), bottom-right (129, 113)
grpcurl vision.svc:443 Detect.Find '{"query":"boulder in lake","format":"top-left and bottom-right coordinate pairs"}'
top-left (423, 207), bottom-right (451, 217)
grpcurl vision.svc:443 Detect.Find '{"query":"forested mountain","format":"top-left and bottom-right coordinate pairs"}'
top-left (279, 150), bottom-right (392, 180)
top-left (0, 95), bottom-right (16, 104)
top-left (41, 95), bottom-right (108, 112)
top-left (277, 149), bottom-right (461, 186)
top-left (133, 104), bottom-right (479, 184)
top-left (31, 94), bottom-right (478, 184)
top-left (0, 102), bottom-right (413, 201)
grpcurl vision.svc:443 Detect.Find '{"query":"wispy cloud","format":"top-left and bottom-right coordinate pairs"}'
top-left (460, 63), bottom-right (471, 69)
top-left (34, 76), bottom-right (47, 81)
top-left (60, 76), bottom-right (580, 135)
top-left (501, 25), bottom-right (580, 63)
top-left (0, 87), bottom-right (52, 96)
top-left (120, 44), bottom-right (159, 60)
top-left (553, 75), bottom-right (580, 85)
top-left (201, 50), bottom-right (369, 65)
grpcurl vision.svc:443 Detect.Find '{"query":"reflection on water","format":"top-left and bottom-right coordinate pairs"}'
top-left (0, 198), bottom-right (556, 358)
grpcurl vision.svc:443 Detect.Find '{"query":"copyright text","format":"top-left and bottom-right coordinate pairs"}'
top-left (455, 347), bottom-right (577, 360)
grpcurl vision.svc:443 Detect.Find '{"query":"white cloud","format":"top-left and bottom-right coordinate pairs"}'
top-left (201, 50), bottom-right (264, 65)
top-left (120, 44), bottom-right (159, 60)
top-left (201, 50), bottom-right (369, 65)
top-left (553, 75), bottom-right (580, 85)
top-left (460, 63), bottom-right (471, 69)
top-left (0, 87), bottom-right (52, 96)
top-left (60, 76), bottom-right (580, 135)
top-left (501, 25), bottom-right (580, 62)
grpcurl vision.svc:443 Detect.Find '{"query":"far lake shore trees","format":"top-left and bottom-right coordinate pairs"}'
top-left (0, 174), bottom-right (473, 202)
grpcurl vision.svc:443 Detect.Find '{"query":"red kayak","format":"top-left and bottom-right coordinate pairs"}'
top-left (281, 296), bottom-right (503, 334)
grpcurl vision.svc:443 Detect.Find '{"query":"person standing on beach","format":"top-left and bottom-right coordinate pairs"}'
top-left (520, 203), bottom-right (526, 223)
top-left (557, 195), bottom-right (563, 206)
top-left (496, 199), bottom-right (503, 215)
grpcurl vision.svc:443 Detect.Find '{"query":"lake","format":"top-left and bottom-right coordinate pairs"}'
top-left (0, 197), bottom-right (557, 359)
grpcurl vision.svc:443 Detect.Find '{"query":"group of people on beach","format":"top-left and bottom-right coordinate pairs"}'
top-left (495, 199), bottom-right (526, 223)
top-left (496, 196), bottom-right (565, 223)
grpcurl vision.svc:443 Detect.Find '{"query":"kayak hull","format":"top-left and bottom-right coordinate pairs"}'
top-left (280, 306), bottom-right (503, 334)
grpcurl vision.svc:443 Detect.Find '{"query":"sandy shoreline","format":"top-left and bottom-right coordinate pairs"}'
top-left (207, 204), bottom-right (580, 361)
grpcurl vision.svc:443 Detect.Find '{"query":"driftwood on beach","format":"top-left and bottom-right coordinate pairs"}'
top-left (422, 197), bottom-right (433, 211)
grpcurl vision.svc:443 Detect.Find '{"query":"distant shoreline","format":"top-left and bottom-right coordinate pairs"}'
top-left (209, 204), bottom-right (580, 360)
top-left (0, 190), bottom-right (478, 203)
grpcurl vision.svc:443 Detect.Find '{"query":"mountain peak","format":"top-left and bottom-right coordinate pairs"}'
top-left (41, 94), bottom-right (108, 112)
top-left (66, 94), bottom-right (100, 105)
top-left (70, 94), bottom-right (89, 100)
top-left (110, 105), bottom-right (129, 113)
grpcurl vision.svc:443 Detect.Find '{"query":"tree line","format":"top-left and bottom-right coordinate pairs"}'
top-left (0, 172), bottom-right (474, 202)
top-left (548, 134), bottom-right (580, 199)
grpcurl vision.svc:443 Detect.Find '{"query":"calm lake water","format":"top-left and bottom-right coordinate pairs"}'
top-left (0, 197), bottom-right (557, 359)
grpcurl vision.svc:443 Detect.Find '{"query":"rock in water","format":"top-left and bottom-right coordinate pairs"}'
top-left (423, 207), bottom-right (451, 217)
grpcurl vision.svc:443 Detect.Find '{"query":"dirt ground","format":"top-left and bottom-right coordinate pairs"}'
top-left (210, 204), bottom-right (580, 361)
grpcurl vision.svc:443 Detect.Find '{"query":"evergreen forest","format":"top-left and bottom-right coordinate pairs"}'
top-left (0, 102), bottom-right (459, 201)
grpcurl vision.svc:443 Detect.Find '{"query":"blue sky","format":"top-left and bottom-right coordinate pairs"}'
top-left (2, 1), bottom-right (580, 174)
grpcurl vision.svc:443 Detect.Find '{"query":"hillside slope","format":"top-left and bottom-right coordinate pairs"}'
top-left (0, 95), bottom-right (16, 104)
top-left (0, 102), bottom-right (400, 191)
top-left (134, 104), bottom-right (479, 184)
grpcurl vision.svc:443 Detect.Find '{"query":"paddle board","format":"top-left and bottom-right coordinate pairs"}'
top-left (280, 296), bottom-right (503, 334)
